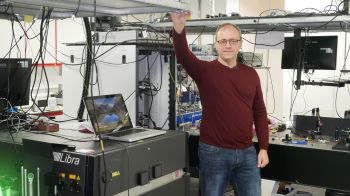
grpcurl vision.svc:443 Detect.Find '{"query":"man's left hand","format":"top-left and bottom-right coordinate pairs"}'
top-left (257, 149), bottom-right (269, 168)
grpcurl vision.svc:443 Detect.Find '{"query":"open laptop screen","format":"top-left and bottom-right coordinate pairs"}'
top-left (84, 94), bottom-right (133, 133)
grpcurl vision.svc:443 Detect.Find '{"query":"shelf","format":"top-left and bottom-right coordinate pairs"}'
top-left (1, 0), bottom-right (189, 18)
top-left (150, 14), bottom-right (350, 33)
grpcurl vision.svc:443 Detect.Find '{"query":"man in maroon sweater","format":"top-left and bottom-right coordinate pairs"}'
top-left (171, 12), bottom-right (269, 196)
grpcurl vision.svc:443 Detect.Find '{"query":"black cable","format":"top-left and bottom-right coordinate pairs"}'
top-left (146, 55), bottom-right (157, 128)
top-left (77, 17), bottom-right (93, 121)
top-left (0, 3), bottom-right (11, 13)
top-left (301, 109), bottom-right (313, 115)
top-left (334, 26), bottom-right (350, 118)
top-left (139, 53), bottom-right (163, 97)
top-left (289, 90), bottom-right (299, 122)
top-left (40, 10), bottom-right (52, 115)
top-left (7, 6), bottom-right (16, 59)
top-left (95, 55), bottom-right (148, 66)
top-left (1, 4), bottom-right (37, 43)
top-left (92, 30), bottom-right (112, 58)
top-left (92, 58), bottom-right (101, 95)
top-left (35, 36), bottom-right (164, 67)
top-left (289, 69), bottom-right (297, 121)
top-left (324, 5), bottom-right (338, 14)
top-left (130, 15), bottom-right (143, 22)
top-left (246, 9), bottom-right (287, 67)
top-left (191, 26), bottom-right (206, 45)
top-left (299, 7), bottom-right (324, 14)
top-left (243, 26), bottom-right (279, 35)
top-left (124, 91), bottom-right (135, 102)
top-left (312, 14), bottom-right (340, 30)
top-left (240, 28), bottom-right (276, 115)
top-left (142, 52), bottom-right (160, 80)
top-left (0, 33), bottom-right (25, 61)
top-left (155, 53), bottom-right (163, 92)
top-left (297, 85), bottom-right (308, 114)
top-left (334, 52), bottom-right (350, 119)
top-left (73, 0), bottom-right (82, 16)
top-left (251, 25), bottom-right (258, 65)
top-left (267, 69), bottom-right (276, 114)
top-left (94, 39), bottom-right (137, 59)
top-left (1, 8), bottom-right (52, 167)
top-left (337, 0), bottom-right (346, 12)
top-left (92, 2), bottom-right (107, 194)
top-left (9, 7), bottom-right (21, 58)
top-left (37, 9), bottom-right (52, 112)
top-left (26, 8), bottom-right (53, 125)
top-left (7, 126), bottom-right (20, 160)
top-left (334, 75), bottom-right (343, 118)
top-left (161, 117), bottom-right (169, 129)
top-left (119, 21), bottom-right (171, 42)
top-left (341, 34), bottom-right (350, 70)
top-left (241, 37), bottom-right (285, 47)
top-left (0, 98), bottom-right (21, 163)
top-left (79, 45), bottom-right (88, 79)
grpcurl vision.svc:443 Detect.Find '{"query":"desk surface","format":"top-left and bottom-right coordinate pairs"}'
top-left (0, 121), bottom-right (183, 155)
top-left (265, 131), bottom-right (347, 152)
top-left (186, 129), bottom-right (350, 192)
top-left (186, 128), bottom-right (350, 152)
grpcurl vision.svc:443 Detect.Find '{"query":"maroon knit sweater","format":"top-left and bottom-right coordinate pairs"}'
top-left (173, 29), bottom-right (269, 150)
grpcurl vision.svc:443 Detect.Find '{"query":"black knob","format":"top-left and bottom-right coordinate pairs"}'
top-left (76, 182), bottom-right (81, 193)
top-left (58, 179), bottom-right (65, 191)
top-left (69, 180), bottom-right (76, 192)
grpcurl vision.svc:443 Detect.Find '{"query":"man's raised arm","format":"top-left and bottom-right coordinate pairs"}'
top-left (170, 11), bottom-right (191, 34)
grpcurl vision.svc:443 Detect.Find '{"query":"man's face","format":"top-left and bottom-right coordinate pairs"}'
top-left (215, 26), bottom-right (242, 62)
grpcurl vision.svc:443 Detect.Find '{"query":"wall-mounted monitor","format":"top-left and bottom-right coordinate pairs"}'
top-left (282, 36), bottom-right (338, 70)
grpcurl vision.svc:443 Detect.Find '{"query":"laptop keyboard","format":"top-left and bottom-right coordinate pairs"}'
top-left (110, 129), bottom-right (147, 137)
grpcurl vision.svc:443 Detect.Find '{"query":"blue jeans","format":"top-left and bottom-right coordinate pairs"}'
top-left (198, 142), bottom-right (261, 196)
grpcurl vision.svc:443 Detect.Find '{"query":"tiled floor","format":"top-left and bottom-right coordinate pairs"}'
top-left (189, 178), bottom-right (331, 196)
top-left (190, 178), bottom-right (235, 196)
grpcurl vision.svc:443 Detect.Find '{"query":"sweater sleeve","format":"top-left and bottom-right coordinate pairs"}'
top-left (172, 28), bottom-right (207, 82)
top-left (253, 76), bottom-right (269, 150)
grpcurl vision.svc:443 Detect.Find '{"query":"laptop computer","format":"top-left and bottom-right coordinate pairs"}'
top-left (84, 94), bottom-right (166, 142)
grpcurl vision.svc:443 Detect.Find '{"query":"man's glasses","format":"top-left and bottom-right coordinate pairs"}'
top-left (217, 39), bottom-right (241, 46)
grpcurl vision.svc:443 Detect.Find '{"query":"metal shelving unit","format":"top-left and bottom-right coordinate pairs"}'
top-left (0, 0), bottom-right (189, 18)
top-left (150, 14), bottom-right (350, 33)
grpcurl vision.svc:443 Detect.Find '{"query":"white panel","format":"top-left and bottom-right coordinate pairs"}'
top-left (97, 31), bottom-right (138, 43)
top-left (254, 49), bottom-right (284, 120)
top-left (285, 0), bottom-right (338, 12)
top-left (30, 66), bottom-right (62, 99)
top-left (63, 44), bottom-right (138, 125)
top-left (137, 52), bottom-right (170, 129)
top-left (149, 54), bottom-right (170, 129)
top-left (255, 31), bottom-right (284, 49)
top-left (226, 0), bottom-right (240, 14)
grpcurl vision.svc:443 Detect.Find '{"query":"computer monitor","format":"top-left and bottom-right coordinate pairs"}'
top-left (0, 58), bottom-right (32, 107)
top-left (282, 36), bottom-right (338, 70)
